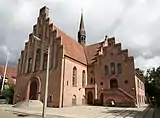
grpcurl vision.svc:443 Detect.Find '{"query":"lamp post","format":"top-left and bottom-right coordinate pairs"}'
top-left (33, 35), bottom-right (50, 118)
top-left (1, 52), bottom-right (9, 93)
top-left (42, 46), bottom-right (50, 118)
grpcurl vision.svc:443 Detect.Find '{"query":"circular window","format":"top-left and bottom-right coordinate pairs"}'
top-left (124, 80), bottom-right (128, 84)
top-left (100, 82), bottom-right (103, 86)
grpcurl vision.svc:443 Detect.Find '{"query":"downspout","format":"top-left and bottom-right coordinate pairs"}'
top-left (61, 56), bottom-right (65, 107)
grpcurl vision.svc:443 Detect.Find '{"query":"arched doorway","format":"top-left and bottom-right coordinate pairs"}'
top-left (72, 95), bottom-right (76, 105)
top-left (110, 79), bottom-right (118, 89)
top-left (29, 80), bottom-right (38, 100)
top-left (87, 91), bottom-right (93, 105)
top-left (82, 95), bottom-right (85, 105)
top-left (100, 93), bottom-right (104, 105)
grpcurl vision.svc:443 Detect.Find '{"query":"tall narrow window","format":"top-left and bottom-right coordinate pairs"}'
top-left (117, 63), bottom-right (122, 74)
top-left (90, 78), bottom-right (94, 84)
top-left (104, 65), bottom-right (109, 75)
top-left (35, 48), bottom-right (41, 71)
top-left (110, 62), bottom-right (115, 74)
top-left (28, 58), bottom-right (32, 73)
top-left (72, 67), bottom-right (77, 87)
top-left (43, 53), bottom-right (48, 70)
top-left (82, 70), bottom-right (85, 87)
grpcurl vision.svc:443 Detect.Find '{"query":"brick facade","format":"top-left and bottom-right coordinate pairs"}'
top-left (13, 6), bottom-right (145, 107)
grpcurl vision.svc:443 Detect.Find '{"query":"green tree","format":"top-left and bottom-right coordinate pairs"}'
top-left (2, 84), bottom-right (14, 104)
top-left (145, 66), bottom-right (160, 106)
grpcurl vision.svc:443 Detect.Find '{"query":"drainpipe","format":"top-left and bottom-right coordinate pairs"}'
top-left (61, 56), bottom-right (65, 107)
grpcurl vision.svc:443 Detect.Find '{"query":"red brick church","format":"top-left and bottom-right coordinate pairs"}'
top-left (14, 6), bottom-right (145, 107)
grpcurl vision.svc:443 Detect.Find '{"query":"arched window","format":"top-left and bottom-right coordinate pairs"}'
top-left (28, 58), bottom-right (32, 73)
top-left (117, 63), bottom-right (122, 74)
top-left (72, 67), bottom-right (77, 86)
top-left (82, 70), bottom-right (85, 87)
top-left (110, 62), bottom-right (115, 74)
top-left (90, 78), bottom-right (94, 84)
top-left (43, 53), bottom-right (48, 70)
top-left (104, 65), bottom-right (109, 75)
top-left (35, 48), bottom-right (41, 71)
top-left (110, 78), bottom-right (118, 89)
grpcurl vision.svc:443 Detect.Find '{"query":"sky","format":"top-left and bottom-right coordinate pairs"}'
top-left (0, 0), bottom-right (160, 71)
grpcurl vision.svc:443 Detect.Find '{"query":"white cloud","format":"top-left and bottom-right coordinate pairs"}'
top-left (0, 0), bottom-right (160, 70)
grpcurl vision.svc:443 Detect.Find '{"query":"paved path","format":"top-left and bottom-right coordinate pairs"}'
top-left (0, 104), bottom-right (159, 118)
top-left (153, 107), bottom-right (160, 118)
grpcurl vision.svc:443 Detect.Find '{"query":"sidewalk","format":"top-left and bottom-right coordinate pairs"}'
top-left (4, 107), bottom-right (73, 118)
top-left (0, 105), bottom-right (149, 118)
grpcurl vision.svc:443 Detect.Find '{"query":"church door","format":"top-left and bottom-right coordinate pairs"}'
top-left (100, 93), bottom-right (104, 105)
top-left (87, 91), bottom-right (93, 105)
top-left (110, 78), bottom-right (118, 89)
top-left (29, 80), bottom-right (38, 100)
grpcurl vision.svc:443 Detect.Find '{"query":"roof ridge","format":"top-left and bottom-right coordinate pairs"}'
top-left (55, 26), bottom-right (83, 47)
top-left (87, 41), bottom-right (103, 47)
top-left (55, 26), bottom-right (87, 64)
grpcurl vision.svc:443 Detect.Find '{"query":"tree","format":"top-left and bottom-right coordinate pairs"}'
top-left (2, 84), bottom-right (14, 104)
top-left (145, 66), bottom-right (160, 106)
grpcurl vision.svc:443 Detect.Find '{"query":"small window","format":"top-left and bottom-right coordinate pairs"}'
top-left (100, 82), bottom-right (103, 86)
top-left (124, 80), bottom-right (128, 84)
top-left (90, 78), bottom-right (93, 84)
top-left (117, 63), bottom-right (122, 74)
top-left (104, 65), bottom-right (109, 75)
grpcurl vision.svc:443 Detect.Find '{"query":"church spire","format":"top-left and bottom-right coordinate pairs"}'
top-left (78, 10), bottom-right (86, 46)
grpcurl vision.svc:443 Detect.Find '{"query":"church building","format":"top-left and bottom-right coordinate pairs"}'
top-left (13, 6), bottom-right (145, 107)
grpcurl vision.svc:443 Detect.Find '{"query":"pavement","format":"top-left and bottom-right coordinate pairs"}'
top-left (0, 104), bottom-right (159, 118)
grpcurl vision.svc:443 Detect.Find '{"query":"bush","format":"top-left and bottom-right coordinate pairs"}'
top-left (2, 84), bottom-right (14, 104)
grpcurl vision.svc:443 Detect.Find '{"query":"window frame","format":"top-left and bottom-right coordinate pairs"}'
top-left (117, 63), bottom-right (122, 74)
top-left (82, 70), bottom-right (85, 87)
top-left (110, 62), bottom-right (115, 74)
top-left (72, 66), bottom-right (77, 87)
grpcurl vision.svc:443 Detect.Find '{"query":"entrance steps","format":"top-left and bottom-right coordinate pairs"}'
top-left (13, 100), bottom-right (43, 108)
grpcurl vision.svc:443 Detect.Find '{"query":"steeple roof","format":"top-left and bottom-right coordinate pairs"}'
top-left (78, 10), bottom-right (86, 46)
top-left (79, 10), bottom-right (85, 31)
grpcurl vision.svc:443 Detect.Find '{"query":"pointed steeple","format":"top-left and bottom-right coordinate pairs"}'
top-left (78, 10), bottom-right (86, 46)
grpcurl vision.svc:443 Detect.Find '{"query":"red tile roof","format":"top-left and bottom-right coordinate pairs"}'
top-left (53, 26), bottom-right (105, 65)
top-left (0, 66), bottom-right (17, 85)
top-left (85, 42), bottom-right (102, 65)
top-left (56, 28), bottom-right (87, 65)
